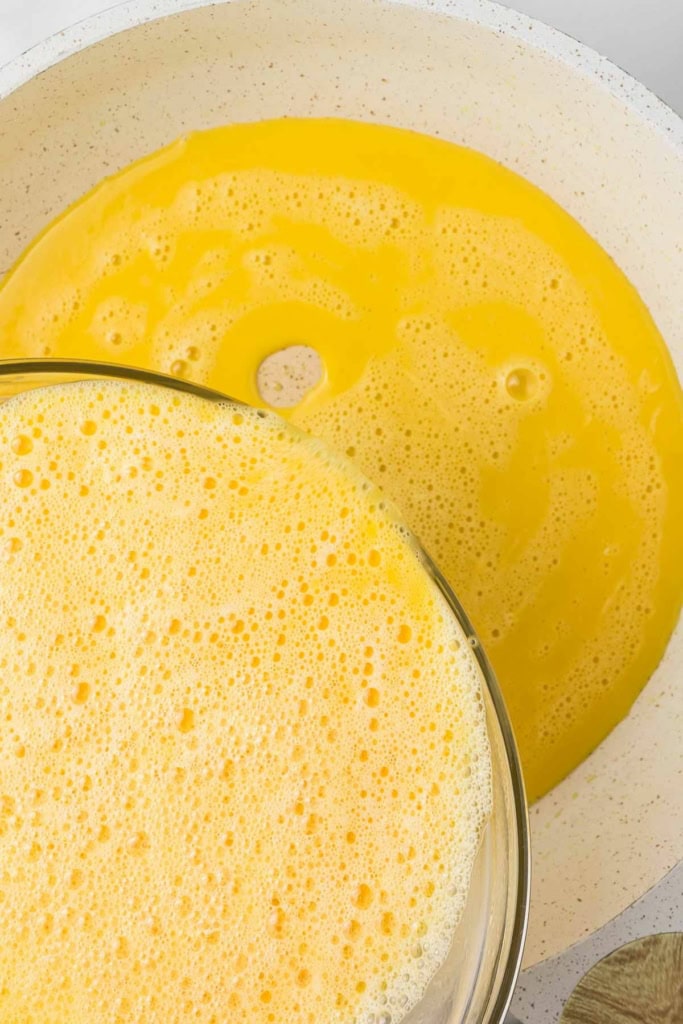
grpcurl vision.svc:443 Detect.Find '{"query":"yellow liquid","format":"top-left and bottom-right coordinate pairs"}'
top-left (0, 378), bottom-right (491, 1023)
top-left (0, 118), bottom-right (680, 800)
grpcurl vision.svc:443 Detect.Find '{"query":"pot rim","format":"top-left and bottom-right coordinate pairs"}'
top-left (0, 0), bottom-right (681, 150)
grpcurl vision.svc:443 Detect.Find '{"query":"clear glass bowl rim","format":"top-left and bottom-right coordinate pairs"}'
top-left (0, 355), bottom-right (530, 1023)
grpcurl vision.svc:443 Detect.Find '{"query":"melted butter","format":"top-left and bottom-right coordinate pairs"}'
top-left (0, 117), bottom-right (680, 800)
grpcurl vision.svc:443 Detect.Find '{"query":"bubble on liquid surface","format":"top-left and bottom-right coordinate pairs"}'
top-left (505, 367), bottom-right (537, 401)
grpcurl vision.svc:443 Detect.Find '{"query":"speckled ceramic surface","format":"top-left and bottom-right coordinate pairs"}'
top-left (0, 0), bottom-right (681, 969)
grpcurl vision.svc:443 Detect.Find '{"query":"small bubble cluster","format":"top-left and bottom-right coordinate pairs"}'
top-left (0, 117), bottom-right (679, 803)
top-left (0, 379), bottom-right (491, 1024)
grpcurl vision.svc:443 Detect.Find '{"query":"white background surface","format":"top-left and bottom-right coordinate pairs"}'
top-left (1, 0), bottom-right (683, 114)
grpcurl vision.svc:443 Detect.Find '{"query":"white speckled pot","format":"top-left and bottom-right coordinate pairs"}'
top-left (0, 0), bottom-right (681, 969)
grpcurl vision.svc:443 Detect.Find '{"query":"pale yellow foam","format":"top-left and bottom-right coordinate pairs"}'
top-left (0, 378), bottom-right (491, 1023)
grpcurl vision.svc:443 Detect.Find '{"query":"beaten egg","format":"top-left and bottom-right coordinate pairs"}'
top-left (0, 118), bottom-right (680, 800)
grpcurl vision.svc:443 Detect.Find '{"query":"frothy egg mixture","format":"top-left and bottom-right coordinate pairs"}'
top-left (0, 118), bottom-right (681, 799)
top-left (0, 378), bottom-right (491, 1022)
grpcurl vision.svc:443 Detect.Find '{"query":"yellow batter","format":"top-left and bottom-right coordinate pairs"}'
top-left (0, 118), bottom-right (680, 800)
top-left (0, 377), bottom-right (491, 1023)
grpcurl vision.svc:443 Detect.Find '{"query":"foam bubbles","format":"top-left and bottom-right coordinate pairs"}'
top-left (0, 379), bottom-right (491, 1024)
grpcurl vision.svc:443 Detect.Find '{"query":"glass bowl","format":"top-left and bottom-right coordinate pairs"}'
top-left (0, 357), bottom-right (529, 1023)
